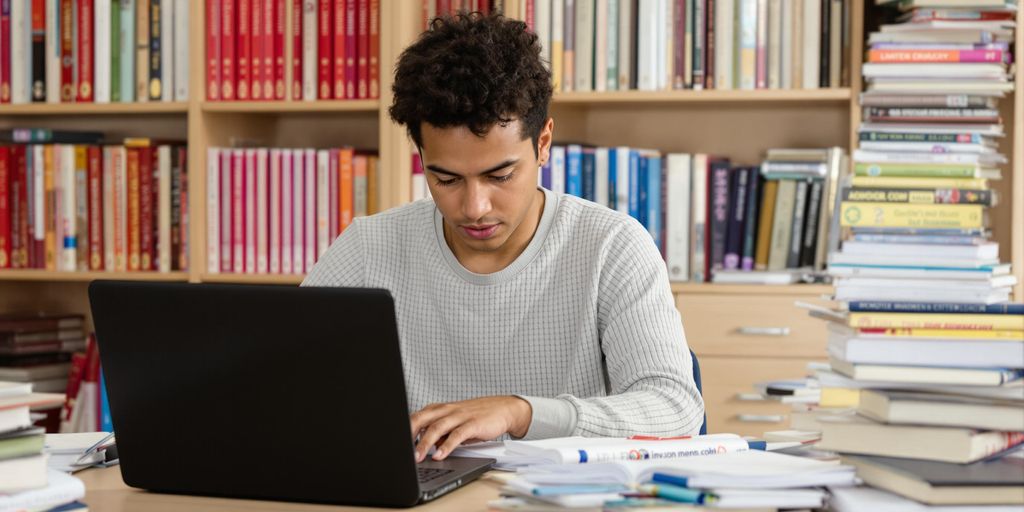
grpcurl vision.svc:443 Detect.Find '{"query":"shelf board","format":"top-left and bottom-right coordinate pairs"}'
top-left (199, 273), bottom-right (304, 285)
top-left (0, 102), bottom-right (189, 115)
top-left (0, 270), bottom-right (189, 282)
top-left (671, 282), bottom-right (833, 296)
top-left (200, 100), bottom-right (380, 113)
top-left (553, 88), bottom-right (852, 105)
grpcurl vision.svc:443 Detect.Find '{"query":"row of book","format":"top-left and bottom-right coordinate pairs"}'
top-left (0, 0), bottom-right (189, 104)
top-left (487, 0), bottom-right (851, 92)
top-left (205, 147), bottom-right (380, 275)
top-left (206, 0), bottom-right (381, 101)
top-left (414, 146), bottom-right (846, 283)
top-left (800, 1), bottom-right (1023, 508)
top-left (0, 131), bottom-right (189, 272)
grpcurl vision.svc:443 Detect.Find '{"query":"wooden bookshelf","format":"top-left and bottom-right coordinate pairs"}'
top-left (0, 102), bottom-right (190, 115)
top-left (199, 274), bottom-right (305, 285)
top-left (200, 100), bottom-right (381, 113)
top-left (0, 271), bottom-right (189, 282)
top-left (552, 88), bottom-right (853, 105)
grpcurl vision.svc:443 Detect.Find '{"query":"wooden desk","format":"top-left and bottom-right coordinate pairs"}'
top-left (78, 466), bottom-right (503, 511)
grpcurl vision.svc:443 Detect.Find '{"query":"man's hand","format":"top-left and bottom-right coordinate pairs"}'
top-left (410, 396), bottom-right (532, 462)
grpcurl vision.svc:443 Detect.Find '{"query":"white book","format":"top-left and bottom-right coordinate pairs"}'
top-left (10, 0), bottom-right (29, 103)
top-left (113, 147), bottom-right (128, 271)
top-left (827, 264), bottom-right (1009, 281)
top-left (550, 146), bottom-right (566, 195)
top-left (857, 141), bottom-right (994, 155)
top-left (95, 0), bottom-right (112, 103)
top-left (612, 147), bottom-right (630, 216)
top-left (666, 154), bottom-right (691, 282)
top-left (656, 0), bottom-right (668, 90)
top-left (220, 150), bottom-right (232, 273)
top-left (269, 149), bottom-right (281, 274)
top-left (61, 145), bottom-right (76, 271)
top-left (302, 0), bottom-right (318, 100)
top-left (207, 148), bottom-right (220, 274)
top-left (551, 0), bottom-right (564, 91)
top-left (119, 0), bottom-right (136, 102)
top-left (174, 0), bottom-right (189, 100)
top-left (157, 146), bottom-right (171, 272)
top-left (836, 275), bottom-right (1016, 291)
top-left (244, 149), bottom-right (256, 273)
top-left (840, 241), bottom-right (999, 260)
top-left (316, 150), bottom-right (329, 261)
top-left (829, 253), bottom-right (999, 269)
top-left (779, 0), bottom-right (791, 89)
top-left (801, 0), bottom-right (820, 89)
top-left (616, 0), bottom-right (631, 90)
top-left (0, 469), bottom-right (85, 511)
top-left (690, 154), bottom-right (708, 282)
top-left (738, 0), bottom-right (757, 89)
top-left (161, 0), bottom-right (174, 101)
top-left (835, 286), bottom-right (1010, 305)
top-left (233, 150), bottom-right (246, 274)
top-left (605, 0), bottom-right (618, 91)
top-left (714, 0), bottom-right (735, 90)
top-left (574, 0), bottom-right (594, 92)
top-left (636, 0), bottom-right (657, 90)
top-left (303, 149), bottom-right (316, 272)
top-left (282, 150), bottom-right (294, 275)
top-left (0, 454), bottom-right (48, 494)
top-left (593, 0), bottom-right (607, 92)
top-left (256, 149), bottom-right (268, 274)
top-left (853, 150), bottom-right (1004, 166)
top-left (863, 63), bottom-right (1007, 79)
top-left (536, 0), bottom-right (552, 72)
top-left (102, 147), bottom-right (115, 271)
top-left (767, 0), bottom-right (781, 89)
top-left (33, 146), bottom-right (44, 247)
top-left (46, 0), bottom-right (61, 103)
top-left (594, 147), bottom-right (609, 207)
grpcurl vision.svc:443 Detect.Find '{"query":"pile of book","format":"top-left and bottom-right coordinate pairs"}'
top-left (0, 129), bottom-right (189, 273)
top-left (206, 0), bottom-right (381, 101)
top-left (0, 0), bottom-right (189, 104)
top-left (0, 313), bottom-right (86, 396)
top-left (432, 0), bottom-right (850, 91)
top-left (205, 147), bottom-right (380, 275)
top-left (0, 382), bottom-right (85, 511)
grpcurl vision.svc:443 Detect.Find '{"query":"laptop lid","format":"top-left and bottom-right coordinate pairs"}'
top-left (89, 281), bottom-right (429, 507)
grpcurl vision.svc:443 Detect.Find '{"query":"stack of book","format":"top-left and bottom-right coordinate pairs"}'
top-left (0, 314), bottom-right (86, 395)
top-left (205, 146), bottom-right (380, 275)
top-left (206, 0), bottom-right (381, 101)
top-left (0, 0), bottom-right (189, 104)
top-left (0, 129), bottom-right (189, 273)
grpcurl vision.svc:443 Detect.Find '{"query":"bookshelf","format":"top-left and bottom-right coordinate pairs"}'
top-left (1, 0), bottom-right (1021, 435)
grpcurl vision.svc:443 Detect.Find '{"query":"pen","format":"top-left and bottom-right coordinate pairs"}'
top-left (73, 432), bottom-right (116, 466)
top-left (531, 484), bottom-right (630, 496)
top-left (636, 483), bottom-right (718, 505)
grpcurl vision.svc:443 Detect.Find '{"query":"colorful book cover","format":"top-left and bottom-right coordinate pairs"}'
top-left (709, 161), bottom-right (731, 273)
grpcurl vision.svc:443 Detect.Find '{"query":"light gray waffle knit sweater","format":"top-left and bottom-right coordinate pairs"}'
top-left (302, 187), bottom-right (704, 440)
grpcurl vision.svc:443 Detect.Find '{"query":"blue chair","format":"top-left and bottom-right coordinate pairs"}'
top-left (691, 349), bottom-right (707, 435)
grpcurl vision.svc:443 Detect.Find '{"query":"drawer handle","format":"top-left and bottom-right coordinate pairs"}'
top-left (737, 326), bottom-right (791, 336)
top-left (736, 393), bottom-right (768, 402)
top-left (735, 414), bottom-right (785, 423)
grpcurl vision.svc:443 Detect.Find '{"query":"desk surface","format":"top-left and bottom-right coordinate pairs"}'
top-left (78, 466), bottom-right (504, 511)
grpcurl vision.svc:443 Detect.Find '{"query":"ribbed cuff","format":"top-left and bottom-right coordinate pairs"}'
top-left (515, 395), bottom-right (578, 440)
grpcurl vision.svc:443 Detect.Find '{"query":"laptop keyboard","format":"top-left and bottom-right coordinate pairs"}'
top-left (417, 467), bottom-right (454, 483)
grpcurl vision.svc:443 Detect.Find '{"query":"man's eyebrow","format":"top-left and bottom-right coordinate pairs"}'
top-left (425, 159), bottom-right (519, 177)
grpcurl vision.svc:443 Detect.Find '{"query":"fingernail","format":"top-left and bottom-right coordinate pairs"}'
top-left (433, 450), bottom-right (444, 460)
top-left (415, 450), bottom-right (421, 462)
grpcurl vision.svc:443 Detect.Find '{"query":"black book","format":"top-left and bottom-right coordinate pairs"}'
top-left (740, 168), bottom-right (761, 270)
top-left (709, 161), bottom-right (732, 274)
top-left (0, 129), bottom-right (104, 144)
top-left (724, 167), bottom-right (748, 270)
top-left (844, 455), bottom-right (1024, 506)
top-left (629, 0), bottom-right (639, 90)
top-left (800, 179), bottom-right (823, 268)
top-left (786, 180), bottom-right (809, 268)
top-left (31, 12), bottom-right (45, 101)
top-left (819, 0), bottom-right (830, 88)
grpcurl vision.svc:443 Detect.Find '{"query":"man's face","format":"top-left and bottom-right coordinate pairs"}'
top-left (420, 118), bottom-right (553, 256)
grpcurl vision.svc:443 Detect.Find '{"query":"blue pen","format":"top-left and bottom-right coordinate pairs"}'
top-left (531, 484), bottom-right (630, 496)
top-left (650, 473), bottom-right (689, 488)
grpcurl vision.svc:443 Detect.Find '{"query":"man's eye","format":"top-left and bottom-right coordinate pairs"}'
top-left (437, 178), bottom-right (458, 187)
top-left (491, 173), bottom-right (513, 183)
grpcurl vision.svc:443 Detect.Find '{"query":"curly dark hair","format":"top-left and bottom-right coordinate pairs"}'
top-left (388, 12), bottom-right (553, 156)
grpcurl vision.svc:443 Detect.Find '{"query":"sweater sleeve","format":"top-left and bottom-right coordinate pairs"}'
top-left (552, 219), bottom-right (705, 438)
top-left (301, 218), bottom-right (367, 288)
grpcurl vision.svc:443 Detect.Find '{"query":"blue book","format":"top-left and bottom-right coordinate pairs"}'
top-left (645, 153), bottom-right (663, 250)
top-left (566, 145), bottom-right (583, 198)
top-left (848, 301), bottom-right (1024, 315)
top-left (628, 150), bottom-right (641, 221)
top-left (100, 369), bottom-right (113, 432)
top-left (581, 146), bottom-right (596, 202)
top-left (607, 148), bottom-right (618, 210)
top-left (638, 155), bottom-right (648, 227)
top-left (541, 158), bottom-right (552, 190)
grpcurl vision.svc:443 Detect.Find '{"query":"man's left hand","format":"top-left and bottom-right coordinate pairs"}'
top-left (410, 396), bottom-right (532, 462)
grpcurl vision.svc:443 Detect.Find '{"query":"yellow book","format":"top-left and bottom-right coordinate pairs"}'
top-left (820, 388), bottom-right (860, 408)
top-left (850, 176), bottom-right (988, 190)
top-left (43, 146), bottom-right (55, 271)
top-left (849, 312), bottom-right (1024, 331)
top-left (551, 40), bottom-right (563, 92)
top-left (839, 202), bottom-right (984, 229)
top-left (866, 328), bottom-right (1024, 341)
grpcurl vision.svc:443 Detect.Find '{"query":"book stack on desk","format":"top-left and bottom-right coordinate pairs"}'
top-left (0, 314), bottom-right (86, 394)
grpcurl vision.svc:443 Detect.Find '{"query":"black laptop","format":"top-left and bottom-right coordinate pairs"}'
top-left (88, 281), bottom-right (494, 507)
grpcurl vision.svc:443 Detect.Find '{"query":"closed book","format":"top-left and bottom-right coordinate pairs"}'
top-left (799, 179), bottom-right (822, 267)
top-left (220, 0), bottom-right (235, 100)
top-left (550, 0), bottom-right (564, 91)
top-left (317, 0), bottom-right (332, 99)
top-left (337, 147), bottom-right (353, 231)
top-left (135, 0), bottom-right (150, 102)
top-left (1, 1), bottom-right (10, 103)
top-left (842, 187), bottom-right (995, 206)
top-left (157, 146), bottom-right (171, 272)
top-left (581, 146), bottom-right (596, 202)
top-left (859, 389), bottom-right (1024, 433)
top-left (801, 0), bottom-right (819, 89)
top-left (160, 0), bottom-right (174, 101)
top-left (849, 176), bottom-right (989, 190)
top-left (723, 167), bottom-right (748, 270)
top-left (301, 0), bottom-right (317, 100)
top-left (829, 357), bottom-right (1022, 387)
top-left (846, 312), bottom-right (1023, 332)
top-left (818, 414), bottom-right (1024, 464)
top-left (848, 302), bottom-right (1024, 316)
top-left (767, 179), bottom-right (795, 271)
top-left (206, 149), bottom-right (220, 272)
top-left (737, 0), bottom-right (756, 89)
top-left (572, 0), bottom-right (593, 91)
top-left (0, 453), bottom-right (47, 493)
top-left (828, 328), bottom-right (1024, 369)
top-left (280, 150), bottom-right (292, 273)
top-left (87, 147), bottom-right (102, 270)
top-left (244, 149), bottom-right (256, 273)
top-left (332, 0), bottom-right (346, 99)
top-left (118, 0), bottom-right (135, 102)
top-left (563, 0), bottom-right (575, 92)
top-left (708, 161), bottom-right (730, 273)
top-left (303, 149), bottom-right (315, 272)
top-left (256, 149), bottom-right (268, 273)
top-left (290, 0), bottom-right (301, 99)
top-left (665, 154), bottom-right (690, 282)
top-left (219, 150), bottom-right (232, 272)
top-left (269, 149), bottom-right (281, 273)
top-left (111, 147), bottom-right (127, 271)
top-left (343, 0), bottom-right (356, 98)
top-left (0, 147), bottom-right (9, 267)
top-left (356, 0), bottom-right (369, 98)
top-left (784, 179), bottom-right (807, 268)
top-left (251, 0), bottom-right (265, 100)
top-left (8, 1), bottom-right (28, 103)
top-left (60, 0), bottom-right (75, 102)
top-left (839, 203), bottom-right (985, 230)
top-left (689, 154), bottom-right (709, 282)
top-left (231, 149), bottom-right (244, 273)
top-left (594, 148), bottom-right (609, 207)
top-left (854, 161), bottom-right (997, 180)
top-left (565, 144), bottom-right (583, 198)
top-left (843, 455), bottom-right (1024, 506)
top-left (30, 0), bottom-right (45, 102)
top-left (110, 0), bottom-right (122, 102)
top-left (315, 149), bottom-right (329, 260)
top-left (353, 153), bottom-right (368, 218)
top-left (753, 178), bottom-right (777, 270)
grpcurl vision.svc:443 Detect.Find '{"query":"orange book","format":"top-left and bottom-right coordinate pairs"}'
top-left (338, 148), bottom-right (354, 232)
top-left (126, 148), bottom-right (141, 271)
top-left (87, 146), bottom-right (103, 270)
top-left (366, 155), bottom-right (377, 215)
top-left (43, 146), bottom-right (56, 270)
top-left (868, 49), bottom-right (1003, 64)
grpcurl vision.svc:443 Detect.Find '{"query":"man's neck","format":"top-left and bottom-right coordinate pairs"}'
top-left (444, 188), bottom-right (546, 275)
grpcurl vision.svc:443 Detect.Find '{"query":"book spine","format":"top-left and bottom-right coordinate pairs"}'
top-left (704, 0), bottom-right (715, 89)
top-left (327, 148), bottom-right (337, 237)
top-left (43, 146), bottom-right (55, 269)
top-left (694, 0), bottom-right (706, 89)
top-left (221, 0), bottom-right (235, 100)
top-left (291, 0), bottom-right (301, 99)
top-left (850, 176), bottom-right (987, 191)
top-left (269, 149), bottom-right (281, 273)
top-left (281, 149), bottom-right (292, 273)
top-left (273, 0), bottom-right (284, 98)
top-left (859, 132), bottom-right (984, 143)
top-left (368, 0), bottom-right (377, 98)
top-left (291, 149), bottom-right (302, 273)
top-left (95, 0), bottom-right (111, 103)
top-left (156, 0), bottom-right (171, 102)
top-left (868, 49), bottom-right (1004, 63)
top-left (178, 146), bottom-right (188, 270)
top-left (251, 0), bottom-right (263, 99)
top-left (231, 149), bottom-right (244, 273)
top-left (785, 179), bottom-right (808, 268)
top-left (315, 149), bottom-right (328, 259)
top-left (174, 0), bottom-right (188, 100)
top-left (801, 0), bottom-right (818, 89)
top-left (766, 0), bottom-right (781, 89)
top-left (817, 0), bottom-right (828, 88)
top-left (723, 167), bottom-right (748, 270)
top-left (849, 302), bottom-right (1024, 315)
top-left (256, 148), bottom-right (268, 273)
top-left (157, 146), bottom-right (171, 271)
top-left (111, 0), bottom-right (122, 102)
top-left (137, 146), bottom-right (153, 270)
top-left (708, 161), bottom-right (730, 273)
top-left (740, 168), bottom-right (761, 270)
top-left (237, 0), bottom-right (250, 100)
top-left (356, 0), bottom-right (367, 98)
top-left (206, 148), bottom-right (219, 273)
top-left (119, 0), bottom-right (135, 102)
top-left (101, 147), bottom-right (113, 270)
top-left (30, 0), bottom-right (45, 101)
top-left (339, 147), bottom-right (353, 231)
top-left (800, 178), bottom-right (822, 268)
top-left (689, 155), bottom-right (706, 281)
top-left (343, 0), bottom-right (355, 97)
top-left (244, 149), bottom-right (255, 273)
top-left (627, 150), bottom-right (639, 221)
top-left (135, 0), bottom-right (149, 102)
top-left (581, 147), bottom-right (595, 202)
top-left (0, 147), bottom-right (8, 267)
top-left (9, 1), bottom-right (27, 103)
top-left (839, 202), bottom-right (985, 230)
top-left (32, 146), bottom-right (45, 268)
top-left (72, 146), bottom-right (86, 270)
top-left (260, 0), bottom-right (273, 99)
top-left (10, 147), bottom-right (22, 267)
top-left (207, 0), bottom-right (221, 99)
top-left (317, 0), bottom-right (331, 99)
top-left (842, 188), bottom-right (994, 206)
top-left (566, 145), bottom-right (582, 198)
top-left (665, 153), bottom-right (690, 281)
top-left (0, 0), bottom-right (10, 103)
top-left (303, 149), bottom-right (315, 271)
top-left (645, 154), bottom-right (664, 253)
top-left (301, 0), bottom-right (316, 100)
top-left (366, 155), bottom-right (377, 215)
top-left (737, 0), bottom-right (756, 89)
top-left (848, 313), bottom-right (1024, 331)
top-left (332, 0), bottom-right (345, 98)
top-left (87, 146), bottom-right (102, 269)
top-left (353, 154), bottom-right (367, 218)
top-left (767, 179), bottom-right (794, 271)
top-left (59, 0), bottom-right (74, 101)
top-left (112, 147), bottom-right (126, 271)
top-left (563, 0), bottom-right (574, 92)
top-left (219, 150), bottom-right (231, 272)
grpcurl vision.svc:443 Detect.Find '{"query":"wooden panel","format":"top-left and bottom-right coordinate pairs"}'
top-left (678, 293), bottom-right (828, 358)
top-left (1014, 18), bottom-right (1023, 300)
top-left (699, 356), bottom-right (821, 437)
top-left (0, 282), bottom-right (97, 332)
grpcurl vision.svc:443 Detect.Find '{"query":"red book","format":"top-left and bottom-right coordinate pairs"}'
top-left (332, 0), bottom-right (346, 99)
top-left (13, 147), bottom-right (27, 269)
top-left (207, 0), bottom-right (221, 100)
top-left (138, 147), bottom-right (153, 271)
top-left (251, 0), bottom-right (264, 100)
top-left (356, 0), bottom-right (368, 99)
top-left (273, 0), bottom-right (285, 99)
top-left (262, 0), bottom-right (275, 99)
top-left (60, 0), bottom-right (75, 101)
top-left (344, 0), bottom-right (355, 98)
top-left (84, 334), bottom-right (101, 432)
top-left (318, 0), bottom-right (333, 99)
top-left (237, 0), bottom-right (252, 100)
top-left (77, 0), bottom-right (94, 101)
top-left (125, 148), bottom-right (140, 271)
top-left (479, 0), bottom-right (489, 15)
top-left (0, 5), bottom-right (10, 103)
top-left (524, 0), bottom-right (533, 31)
top-left (369, 0), bottom-right (378, 99)
top-left (0, 146), bottom-right (9, 268)
top-left (62, 351), bottom-right (87, 425)
top-left (291, 0), bottom-right (302, 100)
top-left (328, 148), bottom-right (338, 238)
top-left (221, 0), bottom-right (237, 100)
top-left (87, 146), bottom-right (103, 270)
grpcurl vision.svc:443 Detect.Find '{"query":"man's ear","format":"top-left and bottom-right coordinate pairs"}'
top-left (537, 118), bottom-right (555, 164)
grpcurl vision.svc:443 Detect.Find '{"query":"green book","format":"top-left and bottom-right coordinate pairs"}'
top-left (0, 431), bottom-right (45, 460)
top-left (111, 0), bottom-right (122, 102)
top-left (854, 162), bottom-right (984, 179)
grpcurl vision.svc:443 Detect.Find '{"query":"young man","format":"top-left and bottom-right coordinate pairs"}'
top-left (303, 13), bottom-right (703, 462)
